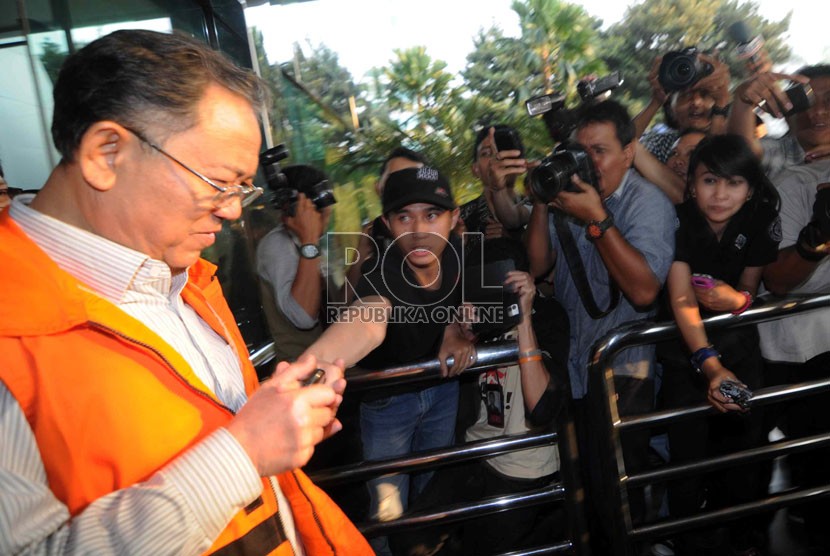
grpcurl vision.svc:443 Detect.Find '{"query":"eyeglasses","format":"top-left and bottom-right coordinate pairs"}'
top-left (124, 127), bottom-right (263, 208)
top-left (0, 187), bottom-right (22, 198)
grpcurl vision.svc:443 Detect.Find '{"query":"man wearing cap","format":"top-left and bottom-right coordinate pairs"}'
top-left (305, 165), bottom-right (477, 555)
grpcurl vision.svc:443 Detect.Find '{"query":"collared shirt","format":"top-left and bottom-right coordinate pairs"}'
top-left (256, 223), bottom-right (323, 330)
top-left (758, 159), bottom-right (830, 362)
top-left (761, 132), bottom-right (805, 184)
top-left (0, 195), bottom-right (301, 555)
top-left (548, 170), bottom-right (676, 398)
top-left (641, 128), bottom-right (680, 163)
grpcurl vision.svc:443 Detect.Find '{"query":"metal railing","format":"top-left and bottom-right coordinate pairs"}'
top-left (587, 293), bottom-right (830, 556)
top-left (298, 341), bottom-right (588, 556)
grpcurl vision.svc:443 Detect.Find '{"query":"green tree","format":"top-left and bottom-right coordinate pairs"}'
top-left (600, 0), bottom-right (792, 112)
top-left (38, 38), bottom-right (68, 85)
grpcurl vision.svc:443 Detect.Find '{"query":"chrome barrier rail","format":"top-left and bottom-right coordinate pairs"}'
top-left (311, 429), bottom-right (558, 486)
top-left (345, 340), bottom-right (519, 389)
top-left (587, 294), bottom-right (830, 556)
top-left (301, 340), bottom-right (588, 556)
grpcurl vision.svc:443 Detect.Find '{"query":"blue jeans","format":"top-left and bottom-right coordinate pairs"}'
top-left (360, 381), bottom-right (459, 523)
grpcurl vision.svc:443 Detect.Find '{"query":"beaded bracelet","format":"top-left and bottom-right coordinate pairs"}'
top-left (732, 290), bottom-right (753, 315)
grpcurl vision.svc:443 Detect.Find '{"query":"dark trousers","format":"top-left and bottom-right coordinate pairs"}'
top-left (573, 375), bottom-right (654, 554)
top-left (660, 326), bottom-right (768, 553)
top-left (390, 461), bottom-right (561, 556)
top-left (765, 351), bottom-right (830, 551)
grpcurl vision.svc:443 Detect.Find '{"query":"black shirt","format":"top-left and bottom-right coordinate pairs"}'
top-left (674, 199), bottom-right (781, 289)
top-left (355, 233), bottom-right (464, 370)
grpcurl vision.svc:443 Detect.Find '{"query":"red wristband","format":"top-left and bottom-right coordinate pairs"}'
top-left (732, 291), bottom-right (753, 315)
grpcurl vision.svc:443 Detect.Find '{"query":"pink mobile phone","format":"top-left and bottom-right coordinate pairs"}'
top-left (691, 273), bottom-right (715, 289)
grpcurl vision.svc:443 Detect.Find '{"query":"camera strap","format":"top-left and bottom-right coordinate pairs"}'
top-left (553, 209), bottom-right (620, 319)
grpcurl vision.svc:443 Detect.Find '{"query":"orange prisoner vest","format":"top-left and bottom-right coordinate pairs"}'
top-left (0, 212), bottom-right (371, 555)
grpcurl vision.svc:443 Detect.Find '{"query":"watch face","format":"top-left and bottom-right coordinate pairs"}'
top-left (587, 224), bottom-right (602, 239)
top-left (300, 244), bottom-right (320, 258)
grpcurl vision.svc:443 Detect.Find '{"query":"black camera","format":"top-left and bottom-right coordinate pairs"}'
top-left (260, 144), bottom-right (336, 216)
top-left (526, 72), bottom-right (623, 143)
top-left (719, 379), bottom-right (753, 410)
top-left (577, 71), bottom-right (624, 102)
top-left (658, 47), bottom-right (714, 92)
top-left (527, 142), bottom-right (599, 203)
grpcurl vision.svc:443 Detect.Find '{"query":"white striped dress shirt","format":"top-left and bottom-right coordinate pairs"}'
top-left (0, 195), bottom-right (302, 555)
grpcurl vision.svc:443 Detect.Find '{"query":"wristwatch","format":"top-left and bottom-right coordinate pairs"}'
top-left (586, 214), bottom-right (615, 241)
top-left (710, 103), bottom-right (731, 117)
top-left (299, 243), bottom-right (321, 259)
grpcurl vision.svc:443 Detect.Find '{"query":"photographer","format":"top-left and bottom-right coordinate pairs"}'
top-left (525, 99), bottom-right (675, 549)
top-left (256, 164), bottom-right (334, 361)
top-left (728, 65), bottom-right (829, 182)
top-left (636, 51), bottom-right (731, 161)
top-left (461, 125), bottom-right (531, 258)
top-left (751, 65), bottom-right (830, 552)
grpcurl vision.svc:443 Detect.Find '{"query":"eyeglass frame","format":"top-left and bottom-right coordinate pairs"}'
top-left (0, 186), bottom-right (23, 198)
top-left (123, 126), bottom-right (263, 208)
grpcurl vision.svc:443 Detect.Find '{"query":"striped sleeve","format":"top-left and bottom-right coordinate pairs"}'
top-left (0, 382), bottom-right (261, 556)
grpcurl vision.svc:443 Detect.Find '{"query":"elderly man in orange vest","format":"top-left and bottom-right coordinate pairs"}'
top-left (0, 29), bottom-right (370, 555)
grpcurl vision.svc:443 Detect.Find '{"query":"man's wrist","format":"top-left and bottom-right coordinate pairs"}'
top-left (710, 103), bottom-right (731, 118)
top-left (586, 213), bottom-right (615, 241)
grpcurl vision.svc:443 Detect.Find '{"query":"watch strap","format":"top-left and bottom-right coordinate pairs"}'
top-left (586, 214), bottom-right (615, 241)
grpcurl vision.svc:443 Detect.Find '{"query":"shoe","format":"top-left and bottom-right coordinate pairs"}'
top-left (650, 539), bottom-right (675, 556)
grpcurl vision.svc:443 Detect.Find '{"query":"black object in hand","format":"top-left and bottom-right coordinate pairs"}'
top-left (812, 187), bottom-right (830, 237)
top-left (302, 369), bottom-right (326, 386)
top-left (719, 380), bottom-right (753, 409)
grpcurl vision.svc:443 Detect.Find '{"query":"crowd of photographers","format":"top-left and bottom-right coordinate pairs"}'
top-left (246, 31), bottom-right (830, 556)
top-left (9, 24), bottom-right (830, 556)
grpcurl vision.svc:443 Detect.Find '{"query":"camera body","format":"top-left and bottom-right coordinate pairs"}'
top-left (526, 72), bottom-right (623, 143)
top-left (577, 71), bottom-right (624, 102)
top-left (719, 379), bottom-right (753, 410)
top-left (260, 144), bottom-right (336, 216)
top-left (658, 47), bottom-right (714, 92)
top-left (528, 142), bottom-right (599, 203)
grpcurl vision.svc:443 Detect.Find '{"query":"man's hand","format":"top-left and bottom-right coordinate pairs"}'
top-left (692, 279), bottom-right (746, 313)
top-left (503, 271), bottom-right (535, 320)
top-left (647, 55), bottom-right (668, 105)
top-left (734, 71), bottom-right (810, 118)
top-left (695, 54), bottom-right (732, 108)
top-left (438, 322), bottom-right (477, 378)
top-left (226, 354), bottom-right (344, 477)
top-left (483, 218), bottom-right (506, 240)
top-left (550, 174), bottom-right (605, 223)
top-left (805, 145), bottom-right (830, 164)
top-left (486, 127), bottom-right (527, 191)
top-left (283, 193), bottom-right (324, 244)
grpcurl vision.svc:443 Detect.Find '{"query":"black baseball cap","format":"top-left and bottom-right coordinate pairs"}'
top-left (382, 166), bottom-right (456, 214)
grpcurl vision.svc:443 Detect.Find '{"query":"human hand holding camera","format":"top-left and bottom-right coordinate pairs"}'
top-left (486, 127), bottom-right (527, 192)
top-left (734, 71), bottom-right (811, 118)
top-left (795, 184), bottom-right (830, 261)
top-left (693, 53), bottom-right (731, 107)
top-left (647, 55), bottom-right (668, 105)
top-left (283, 193), bottom-right (325, 244)
top-left (503, 271), bottom-right (535, 323)
top-left (550, 173), bottom-right (605, 224)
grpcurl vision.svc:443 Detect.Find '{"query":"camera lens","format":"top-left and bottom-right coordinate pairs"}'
top-left (675, 62), bottom-right (692, 78)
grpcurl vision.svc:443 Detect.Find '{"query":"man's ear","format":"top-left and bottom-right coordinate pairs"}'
top-left (77, 121), bottom-right (131, 192)
top-left (450, 207), bottom-right (460, 229)
top-left (622, 141), bottom-right (635, 168)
